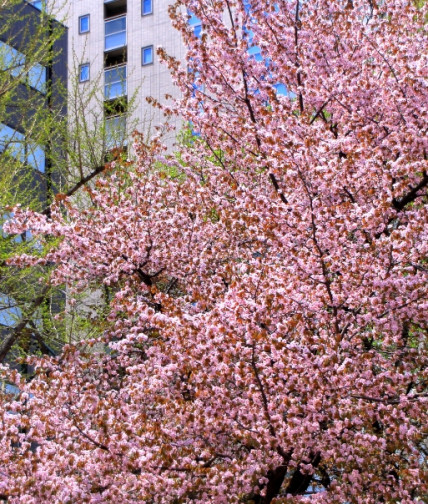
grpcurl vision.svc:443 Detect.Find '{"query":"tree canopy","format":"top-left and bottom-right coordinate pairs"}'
top-left (1, 0), bottom-right (427, 502)
top-left (0, 0), bottom-right (135, 366)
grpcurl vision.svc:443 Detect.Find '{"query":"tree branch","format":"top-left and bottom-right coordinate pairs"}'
top-left (392, 171), bottom-right (427, 212)
top-left (0, 285), bottom-right (50, 363)
top-left (41, 164), bottom-right (107, 216)
top-left (285, 452), bottom-right (321, 496)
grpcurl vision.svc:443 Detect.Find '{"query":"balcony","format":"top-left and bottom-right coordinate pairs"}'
top-left (104, 0), bottom-right (127, 18)
top-left (104, 64), bottom-right (127, 100)
top-left (105, 16), bottom-right (126, 52)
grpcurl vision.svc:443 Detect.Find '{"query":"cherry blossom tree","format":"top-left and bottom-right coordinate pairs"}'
top-left (1, 0), bottom-right (427, 502)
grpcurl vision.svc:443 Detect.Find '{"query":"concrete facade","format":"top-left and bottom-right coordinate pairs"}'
top-left (50, 0), bottom-right (186, 148)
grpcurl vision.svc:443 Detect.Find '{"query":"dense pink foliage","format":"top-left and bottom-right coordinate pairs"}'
top-left (1, 0), bottom-right (427, 502)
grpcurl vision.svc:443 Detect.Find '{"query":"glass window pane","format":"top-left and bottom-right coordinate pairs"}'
top-left (142, 46), bottom-right (153, 65)
top-left (79, 15), bottom-right (90, 33)
top-left (104, 66), bottom-right (126, 99)
top-left (27, 143), bottom-right (45, 172)
top-left (188, 11), bottom-right (201, 26)
top-left (30, 1), bottom-right (43, 10)
top-left (105, 115), bottom-right (126, 149)
top-left (105, 17), bottom-right (126, 35)
top-left (105, 82), bottom-right (123, 99)
top-left (0, 41), bottom-right (25, 79)
top-left (0, 123), bottom-right (44, 172)
top-left (104, 17), bottom-right (126, 50)
top-left (79, 63), bottom-right (89, 82)
top-left (105, 66), bottom-right (125, 83)
top-left (142, 0), bottom-right (152, 15)
top-left (28, 63), bottom-right (46, 93)
top-left (105, 32), bottom-right (126, 51)
top-left (0, 123), bottom-right (25, 162)
top-left (0, 293), bottom-right (22, 327)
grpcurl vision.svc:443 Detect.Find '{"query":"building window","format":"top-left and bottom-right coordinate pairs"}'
top-left (0, 41), bottom-right (46, 94)
top-left (105, 115), bottom-right (126, 150)
top-left (105, 16), bottom-right (126, 51)
top-left (79, 63), bottom-right (90, 82)
top-left (28, 63), bottom-right (46, 93)
top-left (79, 14), bottom-right (90, 34)
top-left (30, 1), bottom-right (43, 10)
top-left (0, 40), bottom-right (25, 79)
top-left (104, 65), bottom-right (127, 100)
top-left (0, 292), bottom-right (22, 327)
top-left (142, 46), bottom-right (153, 66)
top-left (142, 0), bottom-right (153, 15)
top-left (0, 123), bottom-right (45, 172)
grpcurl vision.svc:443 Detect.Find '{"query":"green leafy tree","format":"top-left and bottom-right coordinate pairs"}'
top-left (0, 0), bottom-right (137, 366)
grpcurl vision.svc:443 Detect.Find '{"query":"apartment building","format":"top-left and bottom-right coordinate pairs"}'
top-left (47, 0), bottom-right (188, 149)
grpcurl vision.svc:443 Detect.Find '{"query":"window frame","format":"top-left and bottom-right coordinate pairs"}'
top-left (104, 64), bottom-right (127, 100)
top-left (141, 45), bottom-right (154, 66)
top-left (104, 15), bottom-right (127, 52)
top-left (105, 114), bottom-right (127, 150)
top-left (142, 0), bottom-right (153, 16)
top-left (79, 63), bottom-right (90, 83)
top-left (79, 14), bottom-right (90, 34)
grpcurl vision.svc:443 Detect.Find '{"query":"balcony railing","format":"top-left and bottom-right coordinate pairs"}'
top-left (105, 15), bottom-right (126, 51)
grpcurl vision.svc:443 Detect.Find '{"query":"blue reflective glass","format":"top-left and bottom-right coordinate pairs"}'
top-left (105, 82), bottom-right (123, 99)
top-left (79, 63), bottom-right (89, 82)
top-left (27, 144), bottom-right (45, 172)
top-left (105, 17), bottom-right (126, 35)
top-left (0, 41), bottom-right (25, 79)
top-left (28, 63), bottom-right (46, 93)
top-left (105, 17), bottom-right (126, 50)
top-left (105, 66), bottom-right (126, 83)
top-left (105, 32), bottom-right (126, 51)
top-left (104, 66), bottom-right (127, 99)
top-left (187, 10), bottom-right (202, 38)
top-left (142, 0), bottom-right (152, 15)
top-left (30, 1), bottom-right (43, 10)
top-left (243, 0), bottom-right (252, 13)
top-left (0, 123), bottom-right (45, 172)
top-left (0, 293), bottom-right (22, 327)
top-left (0, 123), bottom-right (25, 162)
top-left (142, 46), bottom-right (153, 65)
top-left (79, 15), bottom-right (89, 33)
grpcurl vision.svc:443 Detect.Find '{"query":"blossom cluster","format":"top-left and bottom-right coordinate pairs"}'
top-left (1, 0), bottom-right (427, 502)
